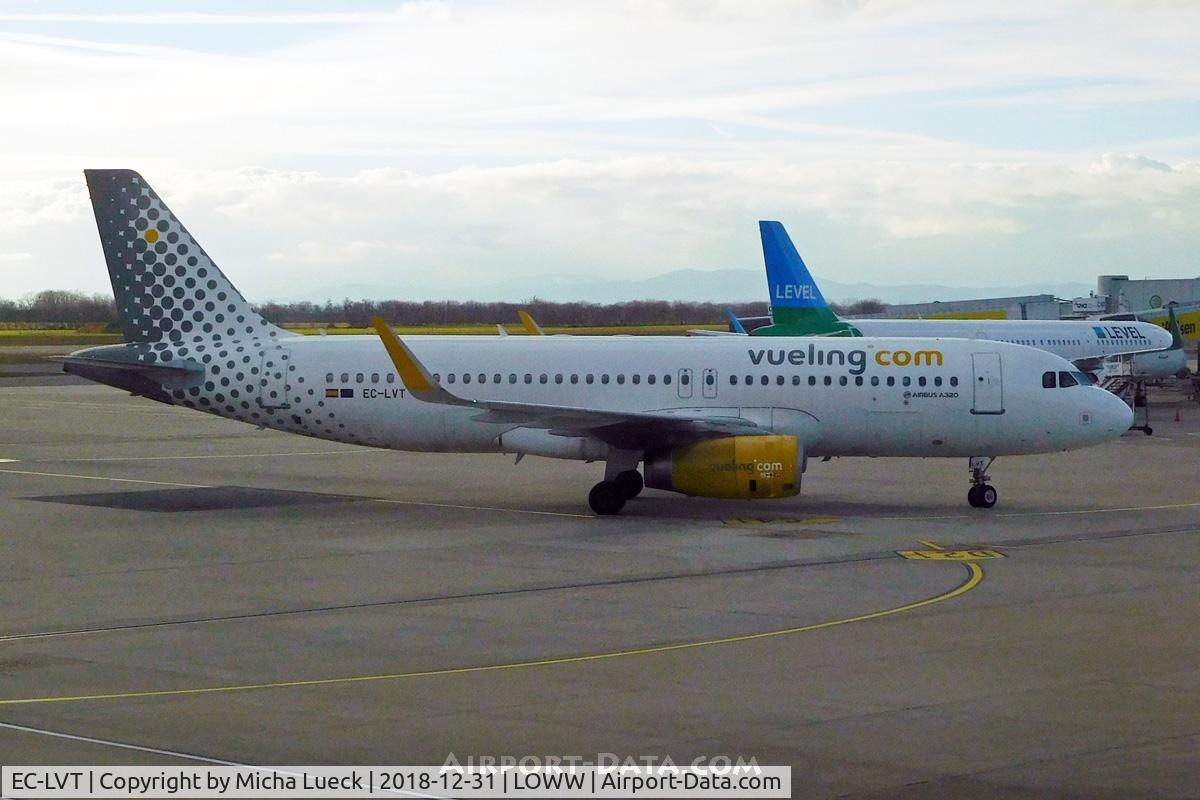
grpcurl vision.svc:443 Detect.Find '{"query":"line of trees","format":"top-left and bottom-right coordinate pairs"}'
top-left (0, 290), bottom-right (886, 327)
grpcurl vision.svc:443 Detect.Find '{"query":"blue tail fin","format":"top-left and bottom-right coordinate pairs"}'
top-left (754, 221), bottom-right (859, 337)
top-left (726, 308), bottom-right (747, 334)
top-left (760, 221), bottom-right (829, 309)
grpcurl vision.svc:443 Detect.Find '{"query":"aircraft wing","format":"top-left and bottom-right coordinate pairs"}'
top-left (372, 317), bottom-right (761, 448)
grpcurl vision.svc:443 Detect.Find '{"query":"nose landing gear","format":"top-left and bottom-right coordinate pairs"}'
top-left (968, 456), bottom-right (997, 508)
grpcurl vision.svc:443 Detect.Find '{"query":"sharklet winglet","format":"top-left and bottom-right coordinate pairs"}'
top-left (371, 317), bottom-right (471, 406)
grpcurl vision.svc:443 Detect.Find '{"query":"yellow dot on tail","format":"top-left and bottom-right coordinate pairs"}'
top-left (144, 229), bottom-right (159, 243)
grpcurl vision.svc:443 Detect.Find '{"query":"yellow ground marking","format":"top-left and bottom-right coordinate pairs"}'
top-left (0, 563), bottom-right (983, 706)
top-left (866, 501), bottom-right (1200, 523)
top-left (898, 549), bottom-right (1005, 561)
top-left (917, 539), bottom-right (945, 550)
top-left (724, 516), bottom-right (840, 526)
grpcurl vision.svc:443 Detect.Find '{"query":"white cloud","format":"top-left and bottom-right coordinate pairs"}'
top-left (1, 1), bottom-right (1198, 299)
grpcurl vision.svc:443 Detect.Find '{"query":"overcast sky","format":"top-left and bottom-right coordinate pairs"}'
top-left (1, 0), bottom-right (1198, 301)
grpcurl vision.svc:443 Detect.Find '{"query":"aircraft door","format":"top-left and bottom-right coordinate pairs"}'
top-left (258, 346), bottom-right (291, 410)
top-left (677, 368), bottom-right (693, 399)
top-left (702, 368), bottom-right (718, 399)
top-left (971, 352), bottom-right (1004, 414)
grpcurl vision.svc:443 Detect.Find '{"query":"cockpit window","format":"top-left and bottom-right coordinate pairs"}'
top-left (1042, 371), bottom-right (1056, 389)
top-left (1058, 371), bottom-right (1078, 388)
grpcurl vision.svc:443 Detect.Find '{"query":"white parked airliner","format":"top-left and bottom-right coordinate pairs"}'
top-left (747, 222), bottom-right (1175, 377)
top-left (65, 171), bottom-right (1133, 515)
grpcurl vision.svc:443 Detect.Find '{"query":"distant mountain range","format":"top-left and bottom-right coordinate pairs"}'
top-left (272, 269), bottom-right (1093, 306)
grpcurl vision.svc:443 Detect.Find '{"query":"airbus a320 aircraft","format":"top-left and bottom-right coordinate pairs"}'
top-left (66, 171), bottom-right (1132, 514)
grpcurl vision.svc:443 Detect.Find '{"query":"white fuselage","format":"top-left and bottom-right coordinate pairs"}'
top-left (848, 319), bottom-right (1172, 365)
top-left (157, 334), bottom-right (1132, 460)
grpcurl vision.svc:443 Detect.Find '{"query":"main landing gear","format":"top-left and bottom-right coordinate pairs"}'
top-left (589, 452), bottom-right (644, 515)
top-left (589, 470), bottom-right (643, 515)
top-left (967, 456), bottom-right (997, 509)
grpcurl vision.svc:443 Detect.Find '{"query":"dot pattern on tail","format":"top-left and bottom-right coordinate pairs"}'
top-left (84, 170), bottom-right (352, 443)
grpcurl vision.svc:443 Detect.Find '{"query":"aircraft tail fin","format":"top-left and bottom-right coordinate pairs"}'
top-left (754, 221), bottom-right (860, 337)
top-left (1166, 304), bottom-right (1184, 349)
top-left (84, 169), bottom-right (290, 346)
top-left (726, 308), bottom-right (747, 335)
top-left (518, 310), bottom-right (545, 336)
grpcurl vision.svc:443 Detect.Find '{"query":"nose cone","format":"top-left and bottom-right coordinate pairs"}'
top-left (1148, 324), bottom-right (1174, 350)
top-left (1093, 387), bottom-right (1134, 439)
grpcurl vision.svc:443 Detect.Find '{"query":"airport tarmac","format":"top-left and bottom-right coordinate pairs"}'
top-left (0, 377), bottom-right (1197, 798)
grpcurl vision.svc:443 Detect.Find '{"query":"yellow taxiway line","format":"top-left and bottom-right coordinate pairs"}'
top-left (0, 562), bottom-right (984, 706)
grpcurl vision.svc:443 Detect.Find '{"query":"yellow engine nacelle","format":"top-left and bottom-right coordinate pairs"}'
top-left (644, 435), bottom-right (802, 500)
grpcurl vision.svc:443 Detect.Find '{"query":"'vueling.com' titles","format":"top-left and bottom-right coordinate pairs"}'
top-left (747, 345), bottom-right (943, 375)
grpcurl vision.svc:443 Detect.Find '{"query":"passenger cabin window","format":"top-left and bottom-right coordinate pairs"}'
top-left (647, 374), bottom-right (656, 385)
top-left (356, 373), bottom-right (365, 383)
top-left (664, 374), bottom-right (672, 385)
top-left (388, 373), bottom-right (396, 384)
top-left (341, 372), bottom-right (349, 383)
top-left (950, 377), bottom-right (958, 387)
top-left (325, 372), bottom-right (334, 383)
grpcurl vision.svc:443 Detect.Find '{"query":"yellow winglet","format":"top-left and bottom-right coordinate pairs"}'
top-left (371, 316), bottom-right (437, 393)
top-left (518, 310), bottom-right (545, 336)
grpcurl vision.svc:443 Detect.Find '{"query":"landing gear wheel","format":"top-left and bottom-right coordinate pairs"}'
top-left (614, 470), bottom-right (643, 499)
top-left (588, 481), bottom-right (627, 515)
top-left (1144, 427), bottom-right (1153, 436)
top-left (968, 484), bottom-right (997, 508)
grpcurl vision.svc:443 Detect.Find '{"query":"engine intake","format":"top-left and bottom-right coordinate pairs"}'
top-left (644, 435), bottom-right (802, 499)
